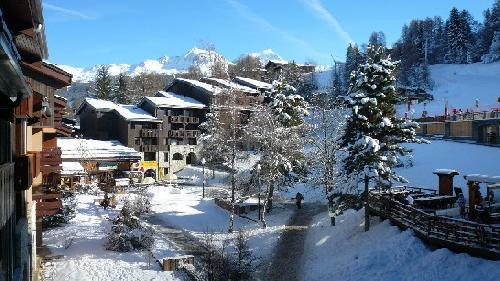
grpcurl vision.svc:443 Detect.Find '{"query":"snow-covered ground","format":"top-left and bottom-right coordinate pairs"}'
top-left (303, 209), bottom-right (500, 281)
top-left (43, 194), bottom-right (185, 281)
top-left (403, 62), bottom-right (500, 117)
top-left (397, 140), bottom-right (500, 196)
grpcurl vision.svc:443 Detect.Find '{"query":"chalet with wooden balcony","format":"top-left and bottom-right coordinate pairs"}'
top-left (0, 1), bottom-right (72, 280)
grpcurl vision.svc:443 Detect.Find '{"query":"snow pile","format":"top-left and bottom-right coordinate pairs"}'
top-left (303, 209), bottom-right (500, 281)
top-left (83, 98), bottom-right (160, 121)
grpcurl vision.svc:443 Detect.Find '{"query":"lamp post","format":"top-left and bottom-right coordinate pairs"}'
top-left (256, 164), bottom-right (261, 221)
top-left (201, 157), bottom-right (206, 198)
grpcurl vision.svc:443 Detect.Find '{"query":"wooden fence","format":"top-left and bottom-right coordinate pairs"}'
top-left (368, 193), bottom-right (500, 260)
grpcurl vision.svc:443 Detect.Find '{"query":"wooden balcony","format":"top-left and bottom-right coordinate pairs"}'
top-left (41, 147), bottom-right (62, 166)
top-left (140, 129), bottom-right (160, 138)
top-left (169, 116), bottom-right (199, 124)
top-left (169, 130), bottom-right (200, 138)
top-left (33, 193), bottom-right (62, 217)
top-left (141, 145), bottom-right (159, 152)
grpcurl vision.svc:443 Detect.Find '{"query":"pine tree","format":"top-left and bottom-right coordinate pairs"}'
top-left (482, 31), bottom-right (500, 63)
top-left (332, 63), bottom-right (343, 97)
top-left (445, 7), bottom-right (473, 64)
top-left (337, 46), bottom-right (426, 231)
top-left (113, 73), bottom-right (131, 104)
top-left (268, 76), bottom-right (309, 127)
top-left (344, 44), bottom-right (362, 85)
top-left (94, 65), bottom-right (113, 100)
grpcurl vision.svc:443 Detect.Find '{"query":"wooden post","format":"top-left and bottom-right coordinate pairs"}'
top-left (364, 175), bottom-right (370, 231)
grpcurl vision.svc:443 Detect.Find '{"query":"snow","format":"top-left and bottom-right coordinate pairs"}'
top-left (82, 98), bottom-right (160, 122)
top-left (145, 91), bottom-right (207, 109)
top-left (246, 48), bottom-right (284, 64)
top-left (233, 76), bottom-right (273, 90)
top-left (403, 62), bottom-right (500, 117)
top-left (58, 138), bottom-right (141, 161)
top-left (175, 78), bottom-right (223, 94)
top-left (56, 47), bottom-right (231, 83)
top-left (42, 194), bottom-right (185, 281)
top-left (202, 77), bottom-right (259, 94)
top-left (396, 140), bottom-right (500, 196)
top-left (433, 169), bottom-right (459, 175)
top-left (61, 162), bottom-right (85, 176)
top-left (303, 209), bottom-right (500, 281)
top-left (463, 174), bottom-right (500, 184)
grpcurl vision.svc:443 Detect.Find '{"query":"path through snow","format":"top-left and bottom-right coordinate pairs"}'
top-left (264, 203), bottom-right (324, 281)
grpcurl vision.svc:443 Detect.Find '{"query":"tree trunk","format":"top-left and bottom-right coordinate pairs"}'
top-left (364, 174), bottom-right (370, 231)
top-left (327, 195), bottom-right (335, 226)
top-left (266, 182), bottom-right (275, 213)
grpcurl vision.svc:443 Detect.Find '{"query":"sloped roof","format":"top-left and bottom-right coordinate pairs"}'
top-left (58, 137), bottom-right (141, 161)
top-left (233, 76), bottom-right (273, 91)
top-left (77, 98), bottom-right (160, 122)
top-left (143, 91), bottom-right (207, 109)
top-left (201, 77), bottom-right (259, 94)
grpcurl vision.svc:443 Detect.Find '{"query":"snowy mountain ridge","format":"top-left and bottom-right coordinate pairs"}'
top-left (57, 48), bottom-right (287, 83)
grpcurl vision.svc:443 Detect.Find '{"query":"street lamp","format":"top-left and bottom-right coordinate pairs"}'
top-left (201, 157), bottom-right (206, 198)
top-left (256, 164), bottom-right (261, 221)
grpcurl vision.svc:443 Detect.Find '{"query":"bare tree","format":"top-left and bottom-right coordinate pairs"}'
top-left (229, 55), bottom-right (262, 80)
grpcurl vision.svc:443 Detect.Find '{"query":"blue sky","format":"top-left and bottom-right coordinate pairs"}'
top-left (43, 0), bottom-right (494, 68)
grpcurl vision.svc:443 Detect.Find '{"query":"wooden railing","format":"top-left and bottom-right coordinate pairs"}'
top-left (41, 147), bottom-right (62, 166)
top-left (140, 129), bottom-right (159, 138)
top-left (0, 162), bottom-right (15, 227)
top-left (33, 193), bottom-right (62, 217)
top-left (369, 193), bottom-right (500, 260)
top-left (169, 116), bottom-right (199, 124)
top-left (169, 130), bottom-right (200, 138)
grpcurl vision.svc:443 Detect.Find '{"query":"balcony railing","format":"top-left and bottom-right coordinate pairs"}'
top-left (169, 130), bottom-right (200, 138)
top-left (141, 145), bottom-right (159, 152)
top-left (32, 193), bottom-right (62, 217)
top-left (140, 129), bottom-right (160, 137)
top-left (41, 147), bottom-right (62, 166)
top-left (169, 116), bottom-right (200, 124)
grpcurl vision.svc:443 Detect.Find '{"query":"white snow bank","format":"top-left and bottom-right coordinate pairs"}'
top-left (146, 91), bottom-right (207, 109)
top-left (303, 209), bottom-right (500, 281)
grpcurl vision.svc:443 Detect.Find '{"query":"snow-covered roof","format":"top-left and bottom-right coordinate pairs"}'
top-left (58, 138), bottom-right (141, 161)
top-left (61, 162), bottom-right (86, 176)
top-left (79, 98), bottom-right (160, 122)
top-left (433, 169), bottom-right (459, 175)
top-left (464, 174), bottom-right (500, 183)
top-left (233, 76), bottom-right (273, 90)
top-left (202, 77), bottom-right (259, 94)
top-left (114, 105), bottom-right (161, 122)
top-left (144, 91), bottom-right (207, 109)
top-left (176, 78), bottom-right (223, 94)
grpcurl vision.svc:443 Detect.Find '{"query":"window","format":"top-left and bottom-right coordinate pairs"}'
top-left (131, 123), bottom-right (135, 129)
top-left (164, 152), bottom-right (169, 161)
top-left (164, 138), bottom-right (168, 145)
top-left (170, 139), bottom-right (178, 145)
top-left (164, 167), bottom-right (169, 175)
top-left (188, 139), bottom-right (197, 145)
top-left (144, 152), bottom-right (156, 161)
top-left (172, 153), bottom-right (183, 160)
top-left (135, 138), bottom-right (140, 145)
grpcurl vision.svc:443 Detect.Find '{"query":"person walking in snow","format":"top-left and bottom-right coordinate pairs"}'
top-left (102, 192), bottom-right (109, 210)
top-left (295, 192), bottom-right (304, 209)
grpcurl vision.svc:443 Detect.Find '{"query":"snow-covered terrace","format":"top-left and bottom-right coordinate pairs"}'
top-left (57, 137), bottom-right (141, 161)
top-left (146, 91), bottom-right (207, 109)
top-left (80, 98), bottom-right (161, 122)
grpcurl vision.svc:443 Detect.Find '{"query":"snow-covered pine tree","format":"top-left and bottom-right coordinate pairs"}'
top-left (268, 75), bottom-right (309, 127)
top-left (200, 89), bottom-right (247, 232)
top-left (337, 46), bottom-right (426, 231)
top-left (307, 92), bottom-right (348, 225)
top-left (445, 7), bottom-right (473, 64)
top-left (113, 72), bottom-right (131, 104)
top-left (344, 44), bottom-right (362, 84)
top-left (482, 31), bottom-right (500, 63)
top-left (94, 65), bottom-right (113, 100)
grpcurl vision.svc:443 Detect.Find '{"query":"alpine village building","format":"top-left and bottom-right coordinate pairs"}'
top-left (0, 1), bottom-right (72, 280)
top-left (76, 77), bottom-right (271, 181)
